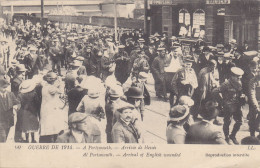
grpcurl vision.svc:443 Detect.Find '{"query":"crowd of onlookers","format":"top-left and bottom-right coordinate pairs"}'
top-left (0, 18), bottom-right (259, 145)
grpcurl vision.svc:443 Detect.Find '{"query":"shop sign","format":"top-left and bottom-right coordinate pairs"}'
top-left (206, 0), bottom-right (230, 4)
top-left (151, 0), bottom-right (174, 5)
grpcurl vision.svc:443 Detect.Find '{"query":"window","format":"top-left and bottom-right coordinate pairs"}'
top-left (179, 9), bottom-right (190, 25)
top-left (179, 9), bottom-right (190, 36)
top-left (193, 9), bottom-right (205, 37)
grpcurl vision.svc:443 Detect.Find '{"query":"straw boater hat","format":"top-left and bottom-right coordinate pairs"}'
top-left (229, 39), bottom-right (237, 45)
top-left (19, 80), bottom-right (36, 93)
top-left (231, 67), bottom-right (244, 76)
top-left (169, 105), bottom-right (190, 122)
top-left (88, 87), bottom-right (101, 98)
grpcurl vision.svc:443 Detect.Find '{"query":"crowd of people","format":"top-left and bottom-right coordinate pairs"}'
top-left (0, 18), bottom-right (260, 145)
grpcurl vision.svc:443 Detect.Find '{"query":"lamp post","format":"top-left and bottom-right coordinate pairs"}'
top-left (144, 0), bottom-right (148, 35)
top-left (114, 0), bottom-right (118, 42)
top-left (41, 0), bottom-right (44, 18)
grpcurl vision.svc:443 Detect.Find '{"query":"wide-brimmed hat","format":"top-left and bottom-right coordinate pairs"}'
top-left (169, 105), bottom-right (190, 122)
top-left (200, 101), bottom-right (219, 120)
top-left (178, 96), bottom-right (194, 107)
top-left (75, 56), bottom-right (85, 61)
top-left (71, 61), bottom-right (82, 67)
top-left (109, 84), bottom-right (123, 98)
top-left (244, 51), bottom-right (258, 57)
top-left (125, 87), bottom-right (144, 99)
top-left (19, 80), bottom-right (36, 93)
top-left (88, 87), bottom-right (101, 98)
top-left (231, 67), bottom-right (244, 76)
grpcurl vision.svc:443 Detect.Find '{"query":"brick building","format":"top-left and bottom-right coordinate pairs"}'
top-left (149, 0), bottom-right (260, 50)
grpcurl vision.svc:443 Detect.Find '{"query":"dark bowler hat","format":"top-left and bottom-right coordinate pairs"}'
top-left (125, 87), bottom-right (144, 99)
top-left (200, 101), bottom-right (219, 120)
top-left (68, 112), bottom-right (88, 124)
top-left (202, 46), bottom-right (210, 53)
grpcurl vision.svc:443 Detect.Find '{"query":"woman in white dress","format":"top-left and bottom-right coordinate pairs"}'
top-left (39, 72), bottom-right (68, 143)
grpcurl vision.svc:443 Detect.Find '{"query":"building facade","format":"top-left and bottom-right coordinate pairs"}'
top-left (149, 0), bottom-right (260, 50)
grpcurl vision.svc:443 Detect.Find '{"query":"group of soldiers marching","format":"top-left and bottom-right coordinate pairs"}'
top-left (0, 17), bottom-right (260, 145)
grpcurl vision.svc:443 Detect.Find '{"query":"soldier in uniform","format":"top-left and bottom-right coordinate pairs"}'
top-left (171, 57), bottom-right (198, 104)
top-left (24, 46), bottom-right (43, 79)
top-left (49, 39), bottom-right (63, 76)
top-left (212, 67), bottom-right (246, 144)
top-left (132, 51), bottom-right (150, 80)
top-left (131, 72), bottom-right (150, 121)
top-left (151, 48), bottom-right (167, 100)
top-left (101, 48), bottom-right (113, 82)
top-left (247, 63), bottom-right (260, 138)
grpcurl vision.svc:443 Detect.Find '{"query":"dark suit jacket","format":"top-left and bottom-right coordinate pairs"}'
top-left (11, 76), bottom-right (23, 96)
top-left (112, 118), bottom-right (139, 143)
top-left (0, 91), bottom-right (20, 127)
top-left (186, 121), bottom-right (227, 144)
top-left (68, 86), bottom-right (88, 115)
